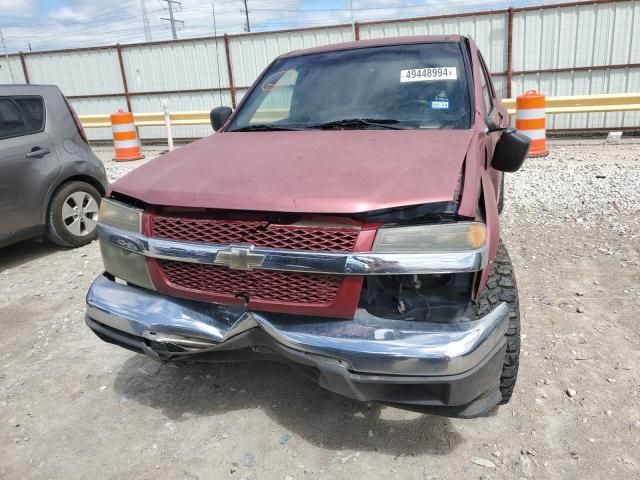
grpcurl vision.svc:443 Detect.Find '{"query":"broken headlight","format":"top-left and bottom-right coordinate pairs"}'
top-left (98, 198), bottom-right (155, 290)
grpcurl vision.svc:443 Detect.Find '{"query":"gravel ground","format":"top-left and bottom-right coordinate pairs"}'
top-left (1, 141), bottom-right (639, 479)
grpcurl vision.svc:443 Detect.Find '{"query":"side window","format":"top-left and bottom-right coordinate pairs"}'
top-left (0, 98), bottom-right (28, 139)
top-left (250, 69), bottom-right (298, 124)
top-left (14, 97), bottom-right (45, 132)
top-left (478, 54), bottom-right (494, 114)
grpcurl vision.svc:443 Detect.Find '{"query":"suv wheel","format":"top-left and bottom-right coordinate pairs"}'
top-left (47, 181), bottom-right (101, 247)
top-left (474, 241), bottom-right (520, 403)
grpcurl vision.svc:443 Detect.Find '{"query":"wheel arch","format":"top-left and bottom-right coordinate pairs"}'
top-left (42, 174), bottom-right (106, 225)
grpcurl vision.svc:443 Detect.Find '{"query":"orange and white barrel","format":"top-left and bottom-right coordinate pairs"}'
top-left (516, 90), bottom-right (549, 157)
top-left (110, 110), bottom-right (145, 162)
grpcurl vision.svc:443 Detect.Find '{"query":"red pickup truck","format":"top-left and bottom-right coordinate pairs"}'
top-left (86, 35), bottom-right (529, 418)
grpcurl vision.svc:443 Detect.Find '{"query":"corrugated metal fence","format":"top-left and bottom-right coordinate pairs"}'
top-left (2, 0), bottom-right (638, 140)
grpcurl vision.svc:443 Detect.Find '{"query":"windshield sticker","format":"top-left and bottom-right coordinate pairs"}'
top-left (400, 67), bottom-right (457, 83)
top-left (430, 91), bottom-right (450, 110)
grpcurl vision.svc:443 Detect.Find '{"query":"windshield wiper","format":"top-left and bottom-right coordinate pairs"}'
top-left (307, 118), bottom-right (408, 130)
top-left (228, 124), bottom-right (304, 132)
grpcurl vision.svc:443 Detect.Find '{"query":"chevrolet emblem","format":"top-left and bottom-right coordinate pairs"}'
top-left (215, 245), bottom-right (266, 271)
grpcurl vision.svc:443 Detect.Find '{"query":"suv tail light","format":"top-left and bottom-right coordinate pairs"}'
top-left (64, 97), bottom-right (89, 143)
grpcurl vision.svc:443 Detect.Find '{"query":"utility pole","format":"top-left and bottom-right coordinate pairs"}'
top-left (349, 0), bottom-right (356, 40)
top-left (241, 0), bottom-right (251, 32)
top-left (0, 28), bottom-right (16, 83)
top-left (140, 0), bottom-right (152, 42)
top-left (211, 3), bottom-right (224, 106)
top-left (160, 0), bottom-right (183, 40)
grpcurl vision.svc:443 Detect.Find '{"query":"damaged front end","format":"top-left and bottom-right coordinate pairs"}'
top-left (87, 198), bottom-right (508, 417)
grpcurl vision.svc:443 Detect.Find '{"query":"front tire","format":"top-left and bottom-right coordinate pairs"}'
top-left (47, 181), bottom-right (101, 248)
top-left (474, 242), bottom-right (520, 404)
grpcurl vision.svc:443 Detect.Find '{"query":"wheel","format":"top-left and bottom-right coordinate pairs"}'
top-left (47, 181), bottom-right (101, 247)
top-left (497, 174), bottom-right (505, 214)
top-left (474, 241), bottom-right (520, 404)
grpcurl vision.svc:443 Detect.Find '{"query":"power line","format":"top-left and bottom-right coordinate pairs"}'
top-left (160, 0), bottom-right (184, 40)
top-left (2, 0), bottom-right (584, 53)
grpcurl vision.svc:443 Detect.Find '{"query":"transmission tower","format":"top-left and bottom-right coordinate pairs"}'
top-left (140, 0), bottom-right (152, 41)
top-left (160, 0), bottom-right (184, 40)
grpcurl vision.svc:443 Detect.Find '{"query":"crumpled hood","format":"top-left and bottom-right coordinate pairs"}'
top-left (111, 129), bottom-right (473, 214)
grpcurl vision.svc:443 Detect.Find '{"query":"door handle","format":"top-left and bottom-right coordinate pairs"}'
top-left (26, 147), bottom-right (50, 158)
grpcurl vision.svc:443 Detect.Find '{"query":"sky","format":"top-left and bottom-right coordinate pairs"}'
top-left (0, 0), bottom-right (584, 53)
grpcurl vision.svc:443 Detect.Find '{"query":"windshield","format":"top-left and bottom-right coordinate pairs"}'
top-left (228, 42), bottom-right (472, 132)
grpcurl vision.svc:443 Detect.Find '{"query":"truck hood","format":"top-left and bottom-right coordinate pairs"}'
top-left (111, 130), bottom-right (474, 214)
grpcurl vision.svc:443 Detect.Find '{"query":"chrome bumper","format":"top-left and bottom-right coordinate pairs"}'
top-left (86, 274), bottom-right (508, 378)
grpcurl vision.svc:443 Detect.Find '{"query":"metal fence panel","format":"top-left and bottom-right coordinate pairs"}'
top-left (25, 49), bottom-right (123, 96)
top-left (122, 39), bottom-right (230, 92)
top-left (513, 1), bottom-right (640, 71)
top-left (359, 13), bottom-right (508, 74)
top-left (229, 27), bottom-right (354, 88)
top-left (0, 56), bottom-right (26, 84)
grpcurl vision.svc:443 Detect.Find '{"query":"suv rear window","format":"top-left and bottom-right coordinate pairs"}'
top-left (229, 42), bottom-right (472, 131)
top-left (0, 96), bottom-right (45, 139)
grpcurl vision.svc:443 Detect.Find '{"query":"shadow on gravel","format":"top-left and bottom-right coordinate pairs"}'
top-left (0, 239), bottom-right (60, 271)
top-left (114, 355), bottom-right (463, 456)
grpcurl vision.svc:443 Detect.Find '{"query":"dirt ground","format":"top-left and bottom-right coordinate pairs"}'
top-left (1, 140), bottom-right (639, 480)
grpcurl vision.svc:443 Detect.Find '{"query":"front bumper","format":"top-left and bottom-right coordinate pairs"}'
top-left (86, 274), bottom-right (509, 417)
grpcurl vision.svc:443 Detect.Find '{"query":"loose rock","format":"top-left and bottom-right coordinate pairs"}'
top-left (240, 452), bottom-right (256, 468)
top-left (470, 457), bottom-right (495, 469)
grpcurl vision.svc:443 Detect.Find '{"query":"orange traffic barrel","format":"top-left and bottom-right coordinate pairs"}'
top-left (110, 110), bottom-right (144, 162)
top-left (516, 90), bottom-right (549, 157)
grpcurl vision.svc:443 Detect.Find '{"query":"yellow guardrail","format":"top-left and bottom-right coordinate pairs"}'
top-left (501, 93), bottom-right (640, 114)
top-left (79, 93), bottom-right (640, 128)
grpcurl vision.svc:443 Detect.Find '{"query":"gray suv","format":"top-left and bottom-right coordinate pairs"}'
top-left (0, 85), bottom-right (109, 248)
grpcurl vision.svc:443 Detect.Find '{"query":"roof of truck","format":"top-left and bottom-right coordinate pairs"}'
top-left (280, 35), bottom-right (466, 59)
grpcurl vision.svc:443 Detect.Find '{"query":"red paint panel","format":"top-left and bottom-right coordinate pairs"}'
top-left (111, 129), bottom-right (473, 214)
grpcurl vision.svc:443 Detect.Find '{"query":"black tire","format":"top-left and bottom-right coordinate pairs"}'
top-left (47, 181), bottom-right (102, 248)
top-left (474, 241), bottom-right (520, 404)
top-left (497, 174), bottom-right (505, 214)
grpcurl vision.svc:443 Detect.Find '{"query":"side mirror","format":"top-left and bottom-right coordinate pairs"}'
top-left (486, 115), bottom-right (507, 133)
top-left (492, 128), bottom-right (531, 172)
top-left (210, 106), bottom-right (233, 131)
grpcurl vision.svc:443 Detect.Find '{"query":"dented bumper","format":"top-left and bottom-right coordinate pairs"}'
top-left (86, 274), bottom-right (509, 417)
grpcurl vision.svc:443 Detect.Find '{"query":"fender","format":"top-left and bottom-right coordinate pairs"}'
top-left (476, 169), bottom-right (500, 292)
top-left (457, 129), bottom-right (500, 295)
top-left (457, 39), bottom-right (501, 295)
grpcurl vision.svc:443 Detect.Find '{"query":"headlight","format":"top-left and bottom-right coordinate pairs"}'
top-left (372, 222), bottom-right (486, 254)
top-left (98, 198), bottom-right (155, 290)
top-left (99, 198), bottom-right (142, 232)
